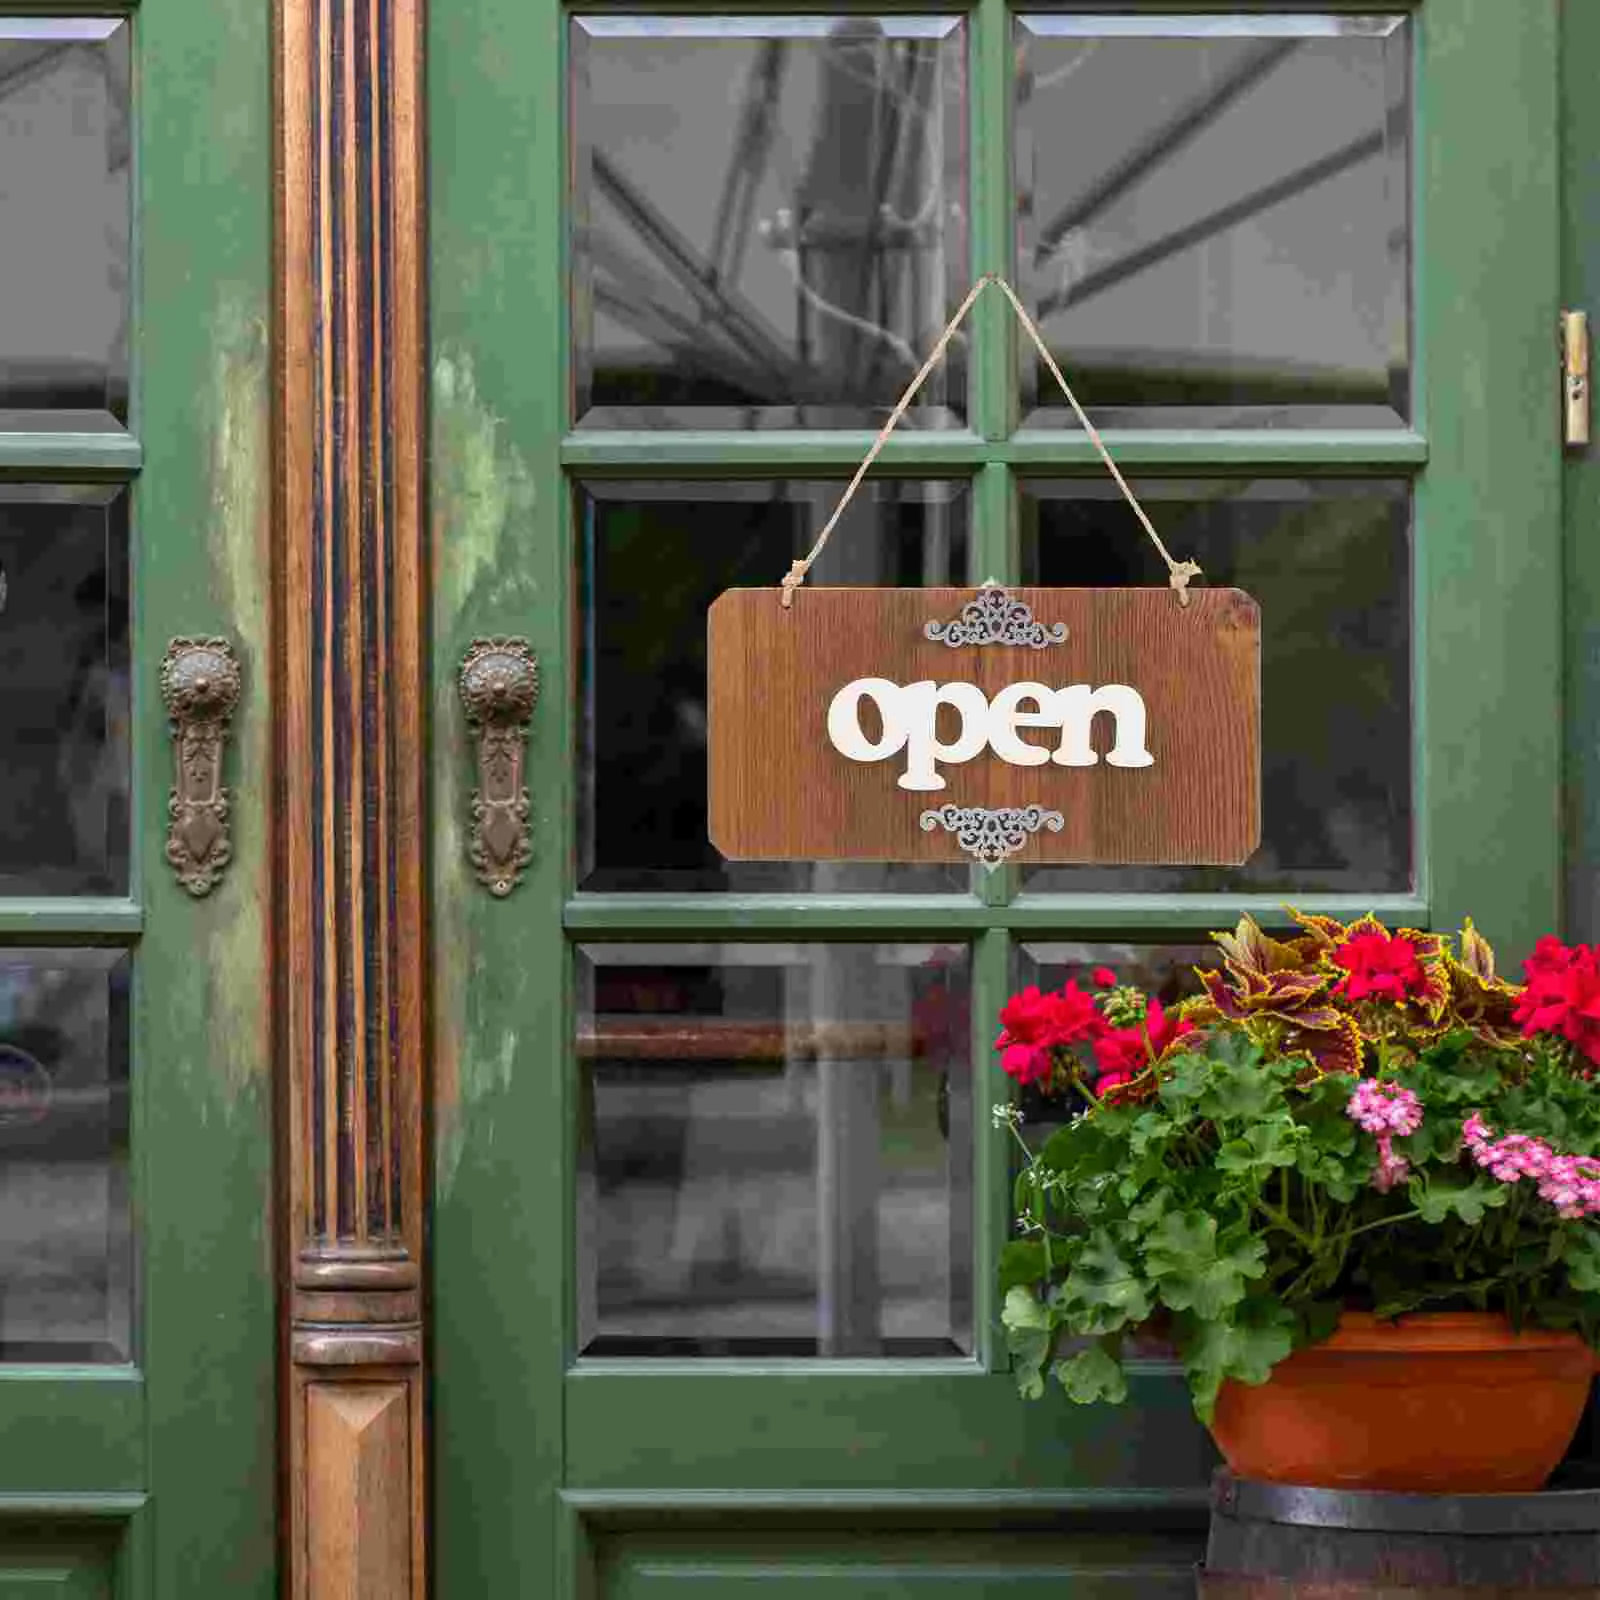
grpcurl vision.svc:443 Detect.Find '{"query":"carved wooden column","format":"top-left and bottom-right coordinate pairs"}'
top-left (277, 0), bottom-right (427, 1592)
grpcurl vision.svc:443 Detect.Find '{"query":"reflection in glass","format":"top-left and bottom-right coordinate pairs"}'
top-left (0, 21), bottom-right (131, 420)
top-left (0, 488), bottom-right (130, 895)
top-left (577, 942), bottom-right (972, 1357)
top-left (1015, 16), bottom-right (1409, 429)
top-left (578, 479), bottom-right (969, 892)
top-left (1020, 478), bottom-right (1410, 894)
top-left (0, 950), bottom-right (131, 1362)
top-left (572, 16), bottom-right (967, 429)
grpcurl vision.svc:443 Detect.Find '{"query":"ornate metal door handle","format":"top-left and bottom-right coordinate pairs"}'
top-left (161, 637), bottom-right (242, 896)
top-left (458, 637), bottom-right (539, 896)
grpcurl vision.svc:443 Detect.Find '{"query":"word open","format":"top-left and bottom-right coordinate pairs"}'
top-left (825, 678), bottom-right (1155, 793)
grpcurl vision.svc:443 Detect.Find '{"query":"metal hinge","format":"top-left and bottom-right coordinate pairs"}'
top-left (1562, 310), bottom-right (1590, 448)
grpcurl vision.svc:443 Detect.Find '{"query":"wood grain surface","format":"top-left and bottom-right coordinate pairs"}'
top-left (709, 587), bottom-right (1260, 865)
top-left (278, 0), bottom-right (426, 1588)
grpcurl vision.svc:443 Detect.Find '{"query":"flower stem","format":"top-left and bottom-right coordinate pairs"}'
top-left (1342, 1206), bottom-right (1424, 1241)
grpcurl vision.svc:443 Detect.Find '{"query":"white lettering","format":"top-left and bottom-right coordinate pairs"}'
top-left (826, 678), bottom-right (910, 763)
top-left (896, 681), bottom-right (990, 792)
top-left (987, 682), bottom-right (1056, 768)
top-left (1052, 684), bottom-right (1155, 769)
top-left (824, 677), bottom-right (1156, 788)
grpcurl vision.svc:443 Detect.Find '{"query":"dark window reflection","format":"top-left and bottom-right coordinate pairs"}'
top-left (578, 942), bottom-right (972, 1357)
top-left (0, 488), bottom-right (130, 895)
top-left (579, 479), bottom-right (969, 892)
top-left (0, 21), bottom-right (131, 421)
top-left (572, 16), bottom-right (967, 430)
top-left (1015, 16), bottom-right (1409, 429)
top-left (1020, 478), bottom-right (1410, 894)
top-left (0, 950), bottom-right (131, 1362)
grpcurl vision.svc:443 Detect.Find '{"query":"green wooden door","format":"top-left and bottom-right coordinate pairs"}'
top-left (0, 1), bottom-right (274, 1595)
top-left (428, 0), bottom-right (1563, 1593)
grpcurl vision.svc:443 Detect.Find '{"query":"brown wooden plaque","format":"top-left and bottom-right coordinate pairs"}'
top-left (708, 585), bottom-right (1261, 866)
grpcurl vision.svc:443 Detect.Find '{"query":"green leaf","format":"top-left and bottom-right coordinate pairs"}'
top-left (1200, 1062), bottom-right (1283, 1124)
top-left (1178, 1297), bottom-right (1296, 1424)
top-left (1006, 1321), bottom-right (1051, 1401)
top-left (1293, 1299), bottom-right (1342, 1350)
top-left (1002, 1287), bottom-right (1055, 1400)
top-left (1408, 1170), bottom-right (1509, 1226)
top-left (1115, 1147), bottom-right (1170, 1204)
top-left (1127, 1110), bottom-right (1174, 1156)
top-left (998, 1240), bottom-right (1049, 1296)
top-left (1054, 1342), bottom-right (1128, 1405)
top-left (1057, 1227), bottom-right (1153, 1334)
top-left (1215, 1118), bottom-right (1304, 1174)
top-left (1002, 1284), bottom-right (1051, 1332)
top-left (1144, 1212), bottom-right (1267, 1319)
top-left (1156, 1053), bottom-right (1214, 1116)
top-left (1565, 1226), bottom-right (1600, 1294)
top-left (1129, 1190), bottom-right (1170, 1229)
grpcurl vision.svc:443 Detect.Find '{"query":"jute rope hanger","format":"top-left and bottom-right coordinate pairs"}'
top-left (778, 271), bottom-right (1204, 609)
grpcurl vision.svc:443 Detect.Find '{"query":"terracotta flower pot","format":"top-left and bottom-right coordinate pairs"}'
top-left (1208, 1311), bottom-right (1596, 1493)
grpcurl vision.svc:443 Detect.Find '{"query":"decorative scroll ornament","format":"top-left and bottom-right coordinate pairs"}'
top-left (924, 583), bottom-right (1068, 650)
top-left (161, 637), bottom-right (243, 896)
top-left (459, 637), bottom-right (540, 897)
top-left (919, 803), bottom-right (1065, 868)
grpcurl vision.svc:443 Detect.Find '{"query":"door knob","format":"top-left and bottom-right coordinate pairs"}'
top-left (458, 637), bottom-right (539, 896)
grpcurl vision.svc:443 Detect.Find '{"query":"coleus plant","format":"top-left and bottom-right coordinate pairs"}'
top-left (997, 913), bottom-right (1600, 1422)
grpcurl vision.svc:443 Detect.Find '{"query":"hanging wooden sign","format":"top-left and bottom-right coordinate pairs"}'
top-left (708, 584), bottom-right (1261, 867)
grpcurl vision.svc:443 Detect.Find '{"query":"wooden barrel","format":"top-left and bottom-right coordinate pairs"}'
top-left (1198, 1470), bottom-right (1600, 1597)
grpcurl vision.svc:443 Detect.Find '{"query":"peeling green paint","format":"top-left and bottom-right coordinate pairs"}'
top-left (431, 344), bottom-right (540, 1192)
top-left (204, 287), bottom-right (272, 1110)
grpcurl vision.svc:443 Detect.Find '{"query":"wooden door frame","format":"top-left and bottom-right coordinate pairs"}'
top-left (274, 0), bottom-right (429, 1593)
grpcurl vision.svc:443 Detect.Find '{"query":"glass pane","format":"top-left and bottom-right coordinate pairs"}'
top-left (0, 21), bottom-right (131, 421)
top-left (1019, 478), bottom-right (1410, 894)
top-left (0, 487), bottom-right (130, 895)
top-left (1015, 15), bottom-right (1409, 429)
top-left (572, 16), bottom-right (968, 430)
top-left (578, 942), bottom-right (972, 1357)
top-left (579, 479), bottom-right (969, 892)
top-left (0, 950), bottom-right (131, 1362)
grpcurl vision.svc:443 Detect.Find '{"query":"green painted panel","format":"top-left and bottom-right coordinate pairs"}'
top-left (1418, 0), bottom-right (1562, 954)
top-left (0, 1530), bottom-right (118, 1599)
top-left (429, 0), bottom-right (567, 1593)
top-left (137, 0), bottom-right (277, 1590)
top-left (1563, 0), bottom-right (1600, 945)
top-left (597, 1532), bottom-right (1203, 1600)
top-left (0, 1379), bottom-right (140, 1495)
top-left (563, 894), bottom-right (1430, 936)
top-left (565, 1372), bottom-right (1215, 1493)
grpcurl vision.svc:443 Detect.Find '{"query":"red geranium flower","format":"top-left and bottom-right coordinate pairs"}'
top-left (1091, 998), bottom-right (1193, 1097)
top-left (1042, 980), bottom-right (1104, 1046)
top-left (1514, 938), bottom-right (1600, 1067)
top-left (994, 980), bottom-right (1107, 1086)
top-left (1092, 966), bottom-right (1118, 989)
top-left (999, 1042), bottom-right (1053, 1086)
top-left (995, 986), bottom-right (1056, 1048)
top-left (1331, 929), bottom-right (1427, 1004)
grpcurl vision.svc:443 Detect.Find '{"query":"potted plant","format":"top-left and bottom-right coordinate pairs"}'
top-left (997, 912), bottom-right (1600, 1492)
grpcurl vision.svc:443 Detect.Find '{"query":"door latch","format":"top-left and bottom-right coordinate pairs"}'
top-left (458, 637), bottom-right (539, 896)
top-left (1562, 311), bottom-right (1590, 448)
top-left (161, 637), bottom-right (242, 896)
